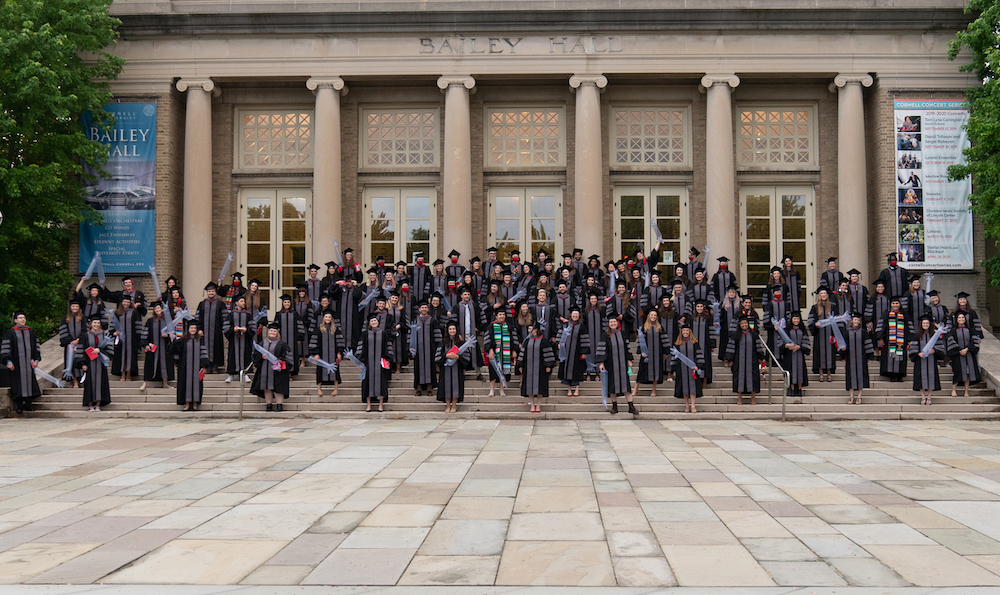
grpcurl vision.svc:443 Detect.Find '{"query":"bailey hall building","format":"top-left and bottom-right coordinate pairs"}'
top-left (92, 0), bottom-right (991, 320)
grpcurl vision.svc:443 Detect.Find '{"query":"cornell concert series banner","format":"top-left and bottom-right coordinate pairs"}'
top-left (79, 102), bottom-right (157, 273)
top-left (894, 99), bottom-right (973, 270)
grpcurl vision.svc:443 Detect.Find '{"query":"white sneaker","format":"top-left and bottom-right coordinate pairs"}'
top-left (95, 406), bottom-right (101, 412)
top-left (225, 375), bottom-right (233, 383)
top-left (88, 406), bottom-right (95, 412)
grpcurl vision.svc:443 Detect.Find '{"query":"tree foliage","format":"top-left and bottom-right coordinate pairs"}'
top-left (949, 0), bottom-right (1000, 286)
top-left (0, 0), bottom-right (124, 337)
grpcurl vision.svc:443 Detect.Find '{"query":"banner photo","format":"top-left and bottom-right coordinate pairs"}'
top-left (79, 102), bottom-right (157, 273)
top-left (893, 99), bottom-right (973, 270)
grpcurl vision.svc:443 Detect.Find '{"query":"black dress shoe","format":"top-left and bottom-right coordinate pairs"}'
top-left (628, 403), bottom-right (638, 415)
top-left (276, 403), bottom-right (283, 412)
top-left (610, 402), bottom-right (618, 414)
top-left (266, 403), bottom-right (273, 412)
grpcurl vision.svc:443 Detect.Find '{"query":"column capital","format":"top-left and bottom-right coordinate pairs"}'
top-left (569, 74), bottom-right (608, 91)
top-left (176, 78), bottom-right (218, 96)
top-left (307, 77), bottom-right (348, 96)
top-left (834, 73), bottom-right (874, 88)
top-left (700, 74), bottom-right (740, 89)
top-left (437, 76), bottom-right (476, 91)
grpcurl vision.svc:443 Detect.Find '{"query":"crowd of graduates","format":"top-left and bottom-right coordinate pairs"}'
top-left (0, 245), bottom-right (985, 415)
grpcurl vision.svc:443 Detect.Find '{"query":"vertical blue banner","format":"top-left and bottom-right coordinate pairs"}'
top-left (79, 102), bottom-right (157, 273)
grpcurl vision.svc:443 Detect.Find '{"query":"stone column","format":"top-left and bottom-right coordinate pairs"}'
top-left (307, 77), bottom-right (347, 261)
top-left (570, 74), bottom-right (608, 257)
top-left (701, 74), bottom-right (740, 268)
top-left (835, 73), bottom-right (874, 281)
top-left (437, 76), bottom-right (475, 259)
top-left (176, 79), bottom-right (216, 291)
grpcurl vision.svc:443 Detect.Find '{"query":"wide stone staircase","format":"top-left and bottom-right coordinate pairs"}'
top-left (26, 357), bottom-right (1000, 421)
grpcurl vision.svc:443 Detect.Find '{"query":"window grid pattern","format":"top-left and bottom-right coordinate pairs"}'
top-left (240, 112), bottom-right (313, 168)
top-left (488, 109), bottom-right (564, 166)
top-left (363, 110), bottom-right (439, 168)
top-left (612, 108), bottom-right (688, 166)
top-left (738, 108), bottom-right (814, 166)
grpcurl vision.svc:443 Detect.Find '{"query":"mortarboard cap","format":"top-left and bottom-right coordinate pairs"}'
top-left (770, 265), bottom-right (781, 273)
top-left (689, 247), bottom-right (700, 257)
top-left (717, 256), bottom-right (730, 262)
top-left (927, 289), bottom-right (939, 296)
top-left (268, 321), bottom-right (281, 330)
top-left (366, 267), bottom-right (379, 274)
top-left (204, 281), bottom-right (219, 291)
top-left (448, 249), bottom-right (460, 258)
top-left (395, 260), bottom-right (407, 267)
top-left (561, 253), bottom-right (572, 259)
top-left (308, 264), bottom-right (320, 271)
top-left (956, 291), bottom-right (971, 299)
top-left (846, 268), bottom-right (861, 276)
top-left (231, 272), bottom-right (244, 279)
top-left (469, 256), bottom-right (481, 264)
top-left (280, 294), bottom-right (293, 302)
top-left (487, 246), bottom-right (497, 253)
top-left (324, 261), bottom-right (337, 268)
top-left (432, 259), bottom-right (445, 266)
top-left (826, 256), bottom-right (837, 263)
top-left (342, 247), bottom-right (354, 254)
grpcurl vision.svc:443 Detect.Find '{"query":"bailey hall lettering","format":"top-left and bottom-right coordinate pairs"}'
top-left (417, 36), bottom-right (624, 55)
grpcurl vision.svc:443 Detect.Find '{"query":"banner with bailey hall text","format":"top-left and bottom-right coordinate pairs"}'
top-left (893, 99), bottom-right (973, 270)
top-left (79, 102), bottom-right (157, 273)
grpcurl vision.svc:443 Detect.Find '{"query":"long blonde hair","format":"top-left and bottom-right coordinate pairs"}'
top-left (643, 311), bottom-right (662, 333)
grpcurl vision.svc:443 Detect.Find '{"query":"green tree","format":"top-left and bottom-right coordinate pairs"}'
top-left (0, 0), bottom-right (124, 336)
top-left (948, 0), bottom-right (1000, 285)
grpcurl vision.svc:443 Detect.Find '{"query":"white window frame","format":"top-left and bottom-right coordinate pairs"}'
top-left (484, 106), bottom-right (567, 169)
top-left (736, 104), bottom-right (818, 169)
top-left (234, 108), bottom-right (314, 171)
top-left (359, 107), bottom-right (441, 170)
top-left (487, 186), bottom-right (564, 261)
top-left (739, 185), bottom-right (816, 300)
top-left (362, 186), bottom-right (438, 266)
top-left (613, 186), bottom-right (690, 265)
top-left (238, 187), bottom-right (313, 312)
top-left (609, 105), bottom-right (692, 170)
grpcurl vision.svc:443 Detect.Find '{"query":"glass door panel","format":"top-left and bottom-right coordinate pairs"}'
top-left (493, 193), bottom-right (521, 263)
top-left (404, 193), bottom-right (431, 263)
top-left (362, 187), bottom-right (437, 266)
top-left (529, 192), bottom-right (556, 258)
top-left (655, 193), bottom-right (682, 274)
top-left (369, 192), bottom-right (397, 264)
top-left (488, 187), bottom-right (562, 263)
top-left (240, 188), bottom-right (312, 311)
top-left (613, 186), bottom-right (689, 276)
top-left (740, 186), bottom-right (814, 306)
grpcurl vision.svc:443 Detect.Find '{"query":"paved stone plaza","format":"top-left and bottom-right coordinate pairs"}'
top-left (7, 418), bottom-right (1000, 588)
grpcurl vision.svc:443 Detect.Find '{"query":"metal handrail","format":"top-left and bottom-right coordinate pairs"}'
top-left (758, 339), bottom-right (791, 421)
top-left (238, 361), bottom-right (255, 421)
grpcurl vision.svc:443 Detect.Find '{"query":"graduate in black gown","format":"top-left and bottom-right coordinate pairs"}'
top-left (673, 323), bottom-right (705, 413)
top-left (909, 313), bottom-right (946, 405)
top-left (331, 279), bottom-right (363, 356)
top-left (517, 323), bottom-right (556, 413)
top-left (807, 286), bottom-right (838, 382)
top-left (485, 309), bottom-right (519, 397)
top-left (385, 291), bottom-right (408, 373)
top-left (781, 255), bottom-right (802, 313)
top-left (902, 275), bottom-right (927, 337)
top-left (717, 283), bottom-right (741, 362)
top-left (819, 257), bottom-right (845, 294)
top-left (140, 301), bottom-right (174, 391)
top-left (876, 296), bottom-right (909, 382)
top-left (947, 311), bottom-right (981, 398)
top-left (294, 283), bottom-right (318, 368)
top-left (596, 317), bottom-right (634, 415)
top-left (780, 311), bottom-right (811, 398)
top-left (633, 309), bottom-right (671, 399)
top-left (59, 301), bottom-right (86, 389)
top-left (452, 285), bottom-right (486, 379)
top-left (557, 307), bottom-right (589, 397)
top-left (689, 300), bottom-right (716, 386)
top-left (411, 300), bottom-right (441, 396)
top-left (926, 290), bottom-right (950, 326)
top-left (78, 314), bottom-right (114, 411)
top-left (877, 252), bottom-right (909, 301)
top-left (309, 310), bottom-right (344, 397)
top-left (870, 281), bottom-right (890, 353)
top-left (169, 319), bottom-right (209, 411)
top-left (712, 257), bottom-right (738, 306)
top-left (2, 311), bottom-right (42, 413)
top-left (196, 282), bottom-right (227, 374)
top-left (224, 295), bottom-right (257, 384)
top-left (252, 321), bottom-right (292, 412)
top-left (436, 320), bottom-right (470, 413)
top-left (725, 315), bottom-right (766, 405)
top-left (111, 296), bottom-right (143, 381)
top-left (102, 275), bottom-right (147, 317)
top-left (274, 294), bottom-right (307, 376)
top-left (841, 312), bottom-right (874, 404)
top-left (952, 292), bottom-right (983, 338)
top-left (357, 314), bottom-right (394, 412)
top-left (74, 280), bottom-right (106, 319)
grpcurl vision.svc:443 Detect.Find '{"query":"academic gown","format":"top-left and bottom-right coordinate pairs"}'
top-left (78, 331), bottom-right (114, 406)
top-left (357, 329), bottom-right (394, 401)
top-left (517, 335), bottom-right (556, 396)
top-left (309, 326), bottom-right (345, 385)
top-left (947, 325), bottom-right (982, 385)
top-left (452, 299), bottom-right (486, 370)
top-left (807, 305), bottom-right (839, 373)
top-left (557, 321), bottom-right (589, 386)
top-left (780, 326), bottom-right (811, 387)
top-left (251, 338), bottom-right (291, 396)
top-left (842, 326), bottom-right (873, 390)
top-left (672, 338), bottom-right (705, 397)
top-left (75, 292), bottom-right (106, 319)
top-left (782, 268), bottom-right (802, 312)
top-left (636, 324), bottom-right (671, 384)
top-left (224, 309), bottom-right (257, 376)
top-left (384, 308), bottom-right (408, 367)
top-left (596, 330), bottom-right (632, 395)
top-left (436, 337), bottom-right (471, 402)
top-left (689, 315), bottom-right (716, 384)
top-left (718, 298), bottom-right (741, 361)
top-left (876, 309), bottom-right (909, 378)
top-left (196, 298), bottom-right (227, 370)
top-left (484, 321), bottom-right (519, 382)
top-left (274, 309), bottom-right (307, 375)
top-left (142, 316), bottom-right (175, 382)
top-left (711, 270), bottom-right (738, 306)
top-left (909, 330), bottom-right (946, 390)
top-left (168, 336), bottom-right (209, 404)
top-left (763, 298), bottom-right (789, 356)
top-left (902, 290), bottom-right (927, 335)
top-left (111, 309), bottom-right (143, 376)
top-left (725, 329), bottom-right (765, 394)
top-left (331, 284), bottom-right (363, 351)
top-left (877, 265), bottom-right (909, 300)
top-left (1, 325), bottom-right (42, 406)
top-left (952, 307), bottom-right (984, 338)
top-left (58, 318), bottom-right (86, 381)
top-left (412, 315), bottom-right (442, 388)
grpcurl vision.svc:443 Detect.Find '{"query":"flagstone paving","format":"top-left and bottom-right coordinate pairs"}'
top-left (7, 418), bottom-right (1000, 587)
